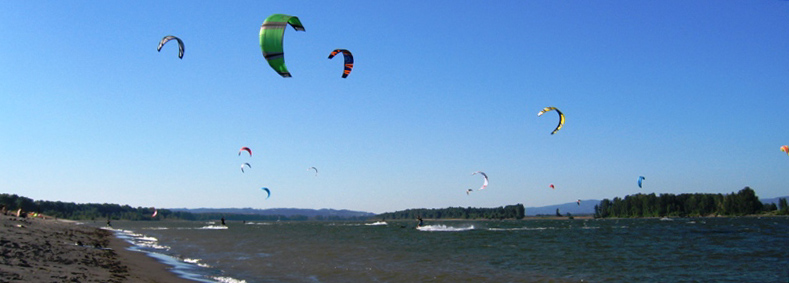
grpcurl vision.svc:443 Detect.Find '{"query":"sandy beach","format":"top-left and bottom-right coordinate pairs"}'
top-left (0, 215), bottom-right (194, 282)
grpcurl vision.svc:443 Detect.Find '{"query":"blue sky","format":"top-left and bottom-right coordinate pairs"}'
top-left (1, 1), bottom-right (787, 214)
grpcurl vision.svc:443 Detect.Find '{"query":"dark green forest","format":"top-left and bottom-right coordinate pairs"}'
top-left (0, 194), bottom-right (354, 221)
top-left (376, 204), bottom-right (525, 220)
top-left (594, 187), bottom-right (789, 218)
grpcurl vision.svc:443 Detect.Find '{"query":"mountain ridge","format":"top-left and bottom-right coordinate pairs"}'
top-left (168, 207), bottom-right (375, 218)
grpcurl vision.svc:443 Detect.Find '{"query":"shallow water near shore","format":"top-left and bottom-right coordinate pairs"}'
top-left (102, 217), bottom-right (789, 282)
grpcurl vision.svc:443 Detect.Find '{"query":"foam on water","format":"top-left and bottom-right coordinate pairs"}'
top-left (199, 225), bottom-right (229, 230)
top-left (326, 223), bottom-right (362, 226)
top-left (365, 221), bottom-right (387, 226)
top-left (417, 224), bottom-right (475, 232)
top-left (183, 258), bottom-right (212, 268)
top-left (143, 226), bottom-right (170, 230)
top-left (211, 276), bottom-right (247, 283)
top-left (243, 222), bottom-right (272, 225)
top-left (109, 226), bottom-right (244, 283)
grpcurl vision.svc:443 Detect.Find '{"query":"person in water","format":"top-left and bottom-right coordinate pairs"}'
top-left (221, 216), bottom-right (226, 226)
top-left (417, 216), bottom-right (423, 227)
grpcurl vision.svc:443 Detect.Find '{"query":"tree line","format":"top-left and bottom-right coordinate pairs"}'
top-left (0, 194), bottom-right (367, 221)
top-left (594, 187), bottom-right (789, 218)
top-left (377, 204), bottom-right (525, 220)
top-left (0, 193), bottom-right (168, 220)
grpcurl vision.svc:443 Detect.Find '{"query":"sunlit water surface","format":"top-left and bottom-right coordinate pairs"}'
top-left (102, 217), bottom-right (789, 282)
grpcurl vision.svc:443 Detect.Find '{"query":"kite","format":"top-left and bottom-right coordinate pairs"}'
top-left (157, 35), bottom-right (184, 59)
top-left (261, 187), bottom-right (271, 199)
top-left (328, 49), bottom-right (354, 78)
top-left (151, 208), bottom-right (158, 217)
top-left (781, 145), bottom-right (789, 155)
top-left (576, 199), bottom-right (581, 206)
top-left (466, 189), bottom-right (473, 195)
top-left (241, 163), bottom-right (251, 173)
top-left (537, 107), bottom-right (565, 135)
top-left (259, 14), bottom-right (305, 77)
top-left (550, 184), bottom-right (555, 190)
top-left (638, 176), bottom-right (646, 188)
top-left (472, 171), bottom-right (489, 190)
top-left (308, 167), bottom-right (318, 176)
top-left (239, 147), bottom-right (252, 157)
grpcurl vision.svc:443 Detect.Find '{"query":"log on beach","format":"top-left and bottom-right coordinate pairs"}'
top-left (0, 216), bottom-right (193, 282)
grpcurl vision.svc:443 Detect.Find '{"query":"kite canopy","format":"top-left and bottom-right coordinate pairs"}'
top-left (466, 189), bottom-right (473, 195)
top-left (261, 187), bottom-right (271, 199)
top-left (577, 199), bottom-right (581, 206)
top-left (328, 49), bottom-right (354, 78)
top-left (260, 14), bottom-right (305, 77)
top-left (781, 145), bottom-right (789, 155)
top-left (308, 166), bottom-right (318, 176)
top-left (241, 163), bottom-right (251, 173)
top-left (550, 184), bottom-right (555, 190)
top-left (537, 106), bottom-right (565, 135)
top-left (239, 147), bottom-right (252, 157)
top-left (157, 35), bottom-right (184, 59)
top-left (472, 171), bottom-right (488, 190)
top-left (638, 176), bottom-right (646, 188)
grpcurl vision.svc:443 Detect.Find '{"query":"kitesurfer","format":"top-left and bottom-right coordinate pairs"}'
top-left (417, 216), bottom-right (423, 227)
top-left (221, 216), bottom-right (226, 226)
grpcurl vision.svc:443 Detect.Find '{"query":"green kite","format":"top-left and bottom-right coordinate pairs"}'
top-left (259, 14), bottom-right (305, 77)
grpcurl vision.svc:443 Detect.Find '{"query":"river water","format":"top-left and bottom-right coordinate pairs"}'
top-left (102, 217), bottom-right (789, 282)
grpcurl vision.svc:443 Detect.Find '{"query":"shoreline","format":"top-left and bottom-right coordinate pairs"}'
top-left (0, 215), bottom-right (195, 282)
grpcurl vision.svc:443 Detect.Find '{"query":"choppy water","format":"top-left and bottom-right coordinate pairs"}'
top-left (101, 217), bottom-right (789, 282)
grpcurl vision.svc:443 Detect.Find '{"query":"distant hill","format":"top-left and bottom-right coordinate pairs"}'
top-left (169, 207), bottom-right (375, 218)
top-left (761, 196), bottom-right (789, 205)
top-left (525, 200), bottom-right (599, 216)
top-left (168, 195), bottom-right (786, 219)
top-left (525, 195), bottom-right (789, 216)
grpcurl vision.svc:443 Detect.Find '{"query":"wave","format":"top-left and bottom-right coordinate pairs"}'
top-left (110, 227), bottom-right (244, 282)
top-left (365, 221), bottom-right (387, 226)
top-left (488, 227), bottom-right (550, 231)
top-left (143, 227), bottom-right (170, 230)
top-left (417, 224), bottom-right (474, 232)
top-left (211, 276), bottom-right (247, 283)
top-left (198, 225), bottom-right (229, 230)
top-left (182, 258), bottom-right (212, 268)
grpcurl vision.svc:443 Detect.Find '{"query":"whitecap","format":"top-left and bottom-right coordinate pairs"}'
top-left (182, 258), bottom-right (212, 268)
top-left (198, 225), bottom-right (229, 230)
top-left (211, 276), bottom-right (247, 283)
top-left (143, 227), bottom-right (170, 230)
top-left (417, 224), bottom-right (474, 232)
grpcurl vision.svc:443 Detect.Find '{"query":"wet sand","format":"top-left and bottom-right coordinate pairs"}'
top-left (0, 215), bottom-right (194, 282)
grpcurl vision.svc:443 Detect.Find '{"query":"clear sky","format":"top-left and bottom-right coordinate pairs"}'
top-left (1, 1), bottom-right (787, 214)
